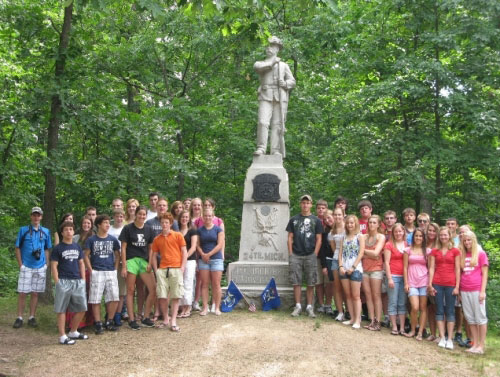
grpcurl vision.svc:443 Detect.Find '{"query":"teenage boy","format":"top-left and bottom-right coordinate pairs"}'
top-left (402, 208), bottom-right (416, 245)
top-left (13, 207), bottom-right (52, 329)
top-left (108, 208), bottom-right (127, 325)
top-left (151, 213), bottom-right (187, 331)
top-left (84, 215), bottom-right (120, 334)
top-left (146, 192), bottom-right (160, 221)
top-left (147, 197), bottom-right (179, 236)
top-left (315, 199), bottom-right (328, 227)
top-left (446, 217), bottom-right (460, 247)
top-left (383, 210), bottom-right (397, 240)
top-left (51, 221), bottom-right (89, 345)
top-left (111, 198), bottom-right (124, 211)
top-left (334, 196), bottom-right (348, 216)
top-left (86, 206), bottom-right (97, 223)
top-left (417, 212), bottom-right (431, 232)
top-left (286, 195), bottom-right (323, 318)
top-left (358, 200), bottom-right (372, 234)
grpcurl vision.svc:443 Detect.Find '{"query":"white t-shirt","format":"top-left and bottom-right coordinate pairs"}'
top-left (146, 210), bottom-right (157, 221)
top-left (108, 225), bottom-right (124, 247)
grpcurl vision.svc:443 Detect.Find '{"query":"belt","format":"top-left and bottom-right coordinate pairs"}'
top-left (261, 84), bottom-right (279, 89)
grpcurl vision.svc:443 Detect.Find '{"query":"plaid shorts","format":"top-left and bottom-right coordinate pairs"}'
top-left (17, 264), bottom-right (47, 293)
top-left (88, 270), bottom-right (119, 304)
top-left (289, 252), bottom-right (317, 286)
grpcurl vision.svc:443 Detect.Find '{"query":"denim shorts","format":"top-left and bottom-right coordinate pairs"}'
top-left (198, 258), bottom-right (224, 272)
top-left (339, 269), bottom-right (363, 282)
top-left (409, 286), bottom-right (427, 297)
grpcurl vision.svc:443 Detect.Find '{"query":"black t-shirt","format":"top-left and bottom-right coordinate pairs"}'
top-left (285, 214), bottom-right (323, 256)
top-left (119, 223), bottom-right (154, 261)
top-left (183, 228), bottom-right (198, 261)
top-left (146, 217), bottom-right (179, 238)
top-left (51, 242), bottom-right (83, 280)
top-left (84, 234), bottom-right (120, 271)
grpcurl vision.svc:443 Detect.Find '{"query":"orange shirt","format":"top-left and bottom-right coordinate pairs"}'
top-left (152, 231), bottom-right (186, 268)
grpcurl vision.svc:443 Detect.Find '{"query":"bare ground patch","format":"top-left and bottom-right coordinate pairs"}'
top-left (0, 311), bottom-right (496, 377)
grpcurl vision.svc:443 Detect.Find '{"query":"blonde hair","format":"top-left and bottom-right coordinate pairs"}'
top-left (368, 215), bottom-right (384, 234)
top-left (344, 215), bottom-right (359, 236)
top-left (125, 198), bottom-right (140, 222)
top-left (426, 222), bottom-right (440, 249)
top-left (390, 223), bottom-right (406, 245)
top-left (189, 197), bottom-right (203, 219)
top-left (460, 231), bottom-right (479, 268)
top-left (437, 226), bottom-right (454, 250)
top-left (330, 208), bottom-right (345, 235)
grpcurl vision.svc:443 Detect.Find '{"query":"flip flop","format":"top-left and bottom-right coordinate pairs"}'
top-left (155, 322), bottom-right (168, 329)
top-left (184, 311), bottom-right (191, 318)
top-left (60, 338), bottom-right (76, 345)
top-left (199, 311), bottom-right (208, 316)
top-left (426, 335), bottom-right (437, 342)
top-left (404, 332), bottom-right (415, 338)
top-left (391, 330), bottom-right (399, 335)
top-left (416, 334), bottom-right (423, 341)
top-left (170, 325), bottom-right (180, 332)
top-left (68, 333), bottom-right (89, 340)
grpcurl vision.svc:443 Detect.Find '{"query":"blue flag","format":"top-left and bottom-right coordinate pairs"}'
top-left (261, 277), bottom-right (281, 311)
top-left (221, 280), bottom-right (243, 312)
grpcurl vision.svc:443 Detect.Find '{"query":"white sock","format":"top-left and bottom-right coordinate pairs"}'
top-left (295, 303), bottom-right (301, 309)
top-left (29, 316), bottom-right (35, 320)
top-left (17, 316), bottom-right (23, 320)
top-left (68, 330), bottom-right (80, 338)
top-left (306, 304), bottom-right (312, 310)
top-left (60, 335), bottom-right (68, 343)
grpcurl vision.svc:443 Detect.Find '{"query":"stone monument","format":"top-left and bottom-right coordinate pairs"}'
top-left (227, 36), bottom-right (295, 308)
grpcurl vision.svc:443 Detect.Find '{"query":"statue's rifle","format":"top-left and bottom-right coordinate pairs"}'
top-left (277, 59), bottom-right (286, 158)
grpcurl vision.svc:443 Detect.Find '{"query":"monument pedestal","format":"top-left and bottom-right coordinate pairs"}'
top-left (227, 154), bottom-right (296, 309)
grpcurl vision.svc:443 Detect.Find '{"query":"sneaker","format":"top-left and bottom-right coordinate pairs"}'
top-left (317, 306), bottom-right (325, 314)
top-left (113, 313), bottom-right (122, 327)
top-left (325, 306), bottom-right (333, 315)
top-left (332, 309), bottom-right (339, 317)
top-left (210, 304), bottom-right (216, 313)
top-left (438, 337), bottom-right (447, 348)
top-left (192, 302), bottom-right (201, 311)
top-left (13, 318), bottom-right (23, 329)
top-left (306, 306), bottom-right (316, 318)
top-left (129, 320), bottom-right (141, 330)
top-left (27, 317), bottom-right (38, 328)
top-left (352, 323), bottom-right (360, 329)
top-left (457, 336), bottom-right (468, 347)
top-left (141, 318), bottom-right (155, 328)
top-left (105, 320), bottom-right (118, 332)
top-left (381, 317), bottom-right (390, 328)
top-left (335, 312), bottom-right (344, 322)
top-left (291, 306), bottom-right (302, 317)
top-left (342, 320), bottom-right (352, 325)
top-left (453, 332), bottom-right (462, 343)
top-left (466, 339), bottom-right (473, 348)
top-left (445, 339), bottom-right (454, 350)
top-left (94, 321), bottom-right (104, 335)
top-left (344, 312), bottom-right (351, 321)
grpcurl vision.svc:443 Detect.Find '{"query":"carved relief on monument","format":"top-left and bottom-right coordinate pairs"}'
top-left (252, 174), bottom-right (281, 202)
top-left (252, 205), bottom-right (279, 251)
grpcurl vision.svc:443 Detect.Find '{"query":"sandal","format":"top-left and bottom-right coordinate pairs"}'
top-left (391, 329), bottom-right (399, 335)
top-left (170, 325), bottom-right (180, 332)
top-left (416, 334), bottom-right (423, 341)
top-left (60, 338), bottom-right (76, 345)
top-left (404, 332), bottom-right (415, 338)
top-left (155, 322), bottom-right (168, 329)
top-left (426, 335), bottom-right (437, 342)
top-left (68, 333), bottom-right (89, 340)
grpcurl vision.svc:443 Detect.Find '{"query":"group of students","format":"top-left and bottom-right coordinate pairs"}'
top-left (308, 197), bottom-right (489, 354)
top-left (13, 194), bottom-right (226, 345)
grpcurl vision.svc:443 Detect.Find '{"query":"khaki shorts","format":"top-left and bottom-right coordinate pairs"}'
top-left (316, 260), bottom-right (332, 284)
top-left (289, 253), bottom-right (317, 286)
top-left (363, 270), bottom-right (384, 280)
top-left (156, 268), bottom-right (184, 299)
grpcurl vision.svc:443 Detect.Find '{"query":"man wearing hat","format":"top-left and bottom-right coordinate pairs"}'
top-left (286, 195), bottom-right (323, 318)
top-left (254, 36), bottom-right (296, 157)
top-left (13, 207), bottom-right (52, 328)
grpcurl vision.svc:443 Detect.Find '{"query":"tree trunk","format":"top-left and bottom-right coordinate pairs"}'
top-left (433, 3), bottom-right (442, 223)
top-left (176, 131), bottom-right (186, 200)
top-left (41, 2), bottom-right (73, 303)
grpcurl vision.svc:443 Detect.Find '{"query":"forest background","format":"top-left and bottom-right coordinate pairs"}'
top-left (0, 0), bottom-right (499, 329)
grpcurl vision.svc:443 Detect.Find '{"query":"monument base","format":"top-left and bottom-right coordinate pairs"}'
top-left (226, 261), bottom-right (298, 310)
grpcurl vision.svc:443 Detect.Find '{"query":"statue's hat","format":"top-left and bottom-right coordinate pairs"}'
top-left (268, 36), bottom-right (283, 50)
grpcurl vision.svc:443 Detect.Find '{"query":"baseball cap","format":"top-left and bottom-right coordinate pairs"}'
top-left (31, 206), bottom-right (43, 215)
top-left (300, 194), bottom-right (312, 202)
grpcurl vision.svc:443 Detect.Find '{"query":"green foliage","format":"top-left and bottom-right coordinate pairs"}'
top-left (0, 247), bottom-right (19, 297)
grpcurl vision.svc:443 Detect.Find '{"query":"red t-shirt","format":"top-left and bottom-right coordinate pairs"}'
top-left (384, 241), bottom-right (405, 276)
top-left (431, 248), bottom-right (460, 287)
top-left (359, 219), bottom-right (368, 235)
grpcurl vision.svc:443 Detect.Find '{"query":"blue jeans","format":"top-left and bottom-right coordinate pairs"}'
top-left (387, 275), bottom-right (407, 315)
top-left (434, 284), bottom-right (456, 322)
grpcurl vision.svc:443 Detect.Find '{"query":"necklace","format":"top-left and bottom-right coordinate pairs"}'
top-left (365, 234), bottom-right (378, 247)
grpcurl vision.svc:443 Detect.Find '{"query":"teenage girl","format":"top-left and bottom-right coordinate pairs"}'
top-left (403, 228), bottom-right (430, 340)
top-left (329, 208), bottom-right (346, 321)
top-left (178, 211), bottom-right (198, 318)
top-left (362, 215), bottom-right (385, 331)
top-left (338, 215), bottom-right (365, 329)
top-left (384, 223), bottom-right (408, 335)
top-left (428, 227), bottom-right (461, 350)
top-left (459, 231), bottom-right (489, 354)
top-left (425, 222), bottom-right (440, 341)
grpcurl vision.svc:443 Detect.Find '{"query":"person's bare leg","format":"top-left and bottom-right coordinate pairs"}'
top-left (418, 296), bottom-right (427, 337)
top-left (341, 279), bottom-right (353, 324)
top-left (17, 293), bottom-right (27, 318)
top-left (125, 274), bottom-right (137, 322)
top-left (362, 276), bottom-right (374, 321)
top-left (200, 270), bottom-right (210, 315)
top-left (332, 271), bottom-right (343, 314)
top-left (170, 299), bottom-right (180, 327)
top-left (136, 278), bottom-right (145, 318)
top-left (325, 281), bottom-right (333, 306)
top-left (106, 301), bottom-right (118, 319)
top-left (140, 272), bottom-right (156, 319)
top-left (437, 320), bottom-right (445, 339)
top-left (293, 285), bottom-right (301, 305)
top-left (351, 281), bottom-right (362, 326)
top-left (476, 324), bottom-right (487, 352)
top-left (159, 298), bottom-right (169, 325)
top-left (29, 292), bottom-right (39, 317)
top-left (69, 311), bottom-right (85, 333)
top-left (57, 313), bottom-right (67, 337)
top-left (371, 278), bottom-right (382, 322)
top-left (210, 271), bottom-right (222, 314)
top-left (408, 296), bottom-right (419, 336)
top-left (315, 283), bottom-right (324, 307)
top-left (92, 304), bottom-right (102, 322)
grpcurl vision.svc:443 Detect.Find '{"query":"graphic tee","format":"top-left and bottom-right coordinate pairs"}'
top-left (51, 242), bottom-right (83, 280)
top-left (286, 215), bottom-right (323, 256)
top-left (119, 223), bottom-right (154, 261)
top-left (460, 251), bottom-right (489, 292)
top-left (85, 234), bottom-right (120, 271)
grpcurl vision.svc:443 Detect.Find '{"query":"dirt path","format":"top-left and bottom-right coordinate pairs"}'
top-left (0, 311), bottom-right (495, 377)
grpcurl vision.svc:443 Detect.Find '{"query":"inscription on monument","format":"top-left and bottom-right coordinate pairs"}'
top-left (231, 265), bottom-right (289, 285)
top-left (252, 174), bottom-right (281, 202)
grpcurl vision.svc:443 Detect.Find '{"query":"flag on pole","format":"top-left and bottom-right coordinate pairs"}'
top-left (261, 277), bottom-right (281, 311)
top-left (221, 280), bottom-right (243, 312)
